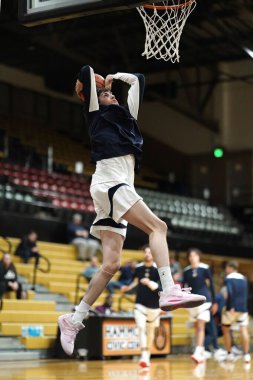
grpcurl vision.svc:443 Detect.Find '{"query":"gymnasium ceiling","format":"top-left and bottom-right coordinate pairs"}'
top-left (0, 1), bottom-right (253, 102)
top-left (0, 1), bottom-right (253, 71)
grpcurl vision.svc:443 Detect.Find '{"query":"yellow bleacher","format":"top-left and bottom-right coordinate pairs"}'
top-left (1, 237), bottom-right (253, 351)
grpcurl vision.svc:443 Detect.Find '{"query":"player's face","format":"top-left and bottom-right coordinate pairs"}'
top-left (98, 91), bottom-right (119, 106)
top-left (144, 247), bottom-right (153, 262)
top-left (189, 251), bottom-right (200, 266)
top-left (3, 254), bottom-right (11, 267)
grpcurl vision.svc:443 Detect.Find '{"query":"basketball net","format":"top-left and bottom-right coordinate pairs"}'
top-left (137, 1), bottom-right (197, 62)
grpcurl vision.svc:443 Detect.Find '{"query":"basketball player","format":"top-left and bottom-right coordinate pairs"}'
top-left (122, 245), bottom-right (161, 368)
top-left (183, 248), bottom-right (216, 364)
top-left (221, 261), bottom-right (250, 363)
top-left (58, 65), bottom-right (206, 356)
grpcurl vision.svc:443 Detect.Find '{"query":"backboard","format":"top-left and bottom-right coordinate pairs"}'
top-left (19, 0), bottom-right (157, 26)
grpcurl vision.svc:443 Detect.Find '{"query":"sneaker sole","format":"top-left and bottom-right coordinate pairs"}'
top-left (160, 299), bottom-right (205, 311)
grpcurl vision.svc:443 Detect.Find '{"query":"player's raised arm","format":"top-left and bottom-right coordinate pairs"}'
top-left (76, 65), bottom-right (99, 112)
top-left (111, 72), bottom-right (145, 120)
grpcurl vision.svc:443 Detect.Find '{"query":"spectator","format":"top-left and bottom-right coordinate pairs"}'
top-left (82, 257), bottom-right (100, 282)
top-left (169, 251), bottom-right (182, 284)
top-left (15, 230), bottom-right (40, 266)
top-left (67, 214), bottom-right (101, 261)
top-left (107, 261), bottom-right (136, 294)
top-left (183, 248), bottom-right (216, 364)
top-left (95, 294), bottom-right (114, 315)
top-left (0, 253), bottom-right (23, 300)
top-left (221, 261), bottom-right (250, 363)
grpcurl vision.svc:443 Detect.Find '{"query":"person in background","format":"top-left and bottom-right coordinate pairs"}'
top-left (221, 261), bottom-right (250, 363)
top-left (15, 230), bottom-right (40, 266)
top-left (82, 256), bottom-right (100, 282)
top-left (183, 248), bottom-right (216, 364)
top-left (0, 253), bottom-right (23, 299)
top-left (95, 294), bottom-right (114, 315)
top-left (107, 260), bottom-right (136, 294)
top-left (169, 251), bottom-right (182, 284)
top-left (122, 246), bottom-right (161, 368)
top-left (67, 214), bottom-right (101, 261)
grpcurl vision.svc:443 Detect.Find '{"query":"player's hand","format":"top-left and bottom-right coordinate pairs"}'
top-left (121, 285), bottom-right (129, 293)
top-left (140, 278), bottom-right (150, 286)
top-left (105, 75), bottom-right (114, 90)
top-left (211, 303), bottom-right (218, 315)
top-left (75, 79), bottom-right (85, 102)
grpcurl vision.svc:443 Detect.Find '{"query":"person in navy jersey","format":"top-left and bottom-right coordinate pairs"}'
top-left (221, 261), bottom-right (250, 363)
top-left (183, 248), bottom-right (216, 364)
top-left (122, 246), bottom-right (161, 368)
top-left (58, 65), bottom-right (205, 357)
top-left (107, 261), bottom-right (136, 294)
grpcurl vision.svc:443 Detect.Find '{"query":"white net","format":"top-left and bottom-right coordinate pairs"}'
top-left (137, 1), bottom-right (197, 62)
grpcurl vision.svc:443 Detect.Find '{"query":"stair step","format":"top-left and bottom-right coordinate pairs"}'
top-left (0, 350), bottom-right (40, 361)
top-left (1, 299), bottom-right (56, 311)
top-left (1, 323), bottom-right (58, 336)
top-left (0, 311), bottom-right (63, 323)
top-left (19, 336), bottom-right (56, 349)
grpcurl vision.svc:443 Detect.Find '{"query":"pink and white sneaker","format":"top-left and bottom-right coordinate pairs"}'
top-left (159, 285), bottom-right (206, 311)
top-left (58, 313), bottom-right (85, 356)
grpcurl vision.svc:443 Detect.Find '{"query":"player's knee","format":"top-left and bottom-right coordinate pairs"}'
top-left (153, 219), bottom-right (168, 234)
top-left (103, 259), bottom-right (120, 276)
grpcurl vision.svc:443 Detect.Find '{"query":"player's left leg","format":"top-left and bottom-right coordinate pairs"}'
top-left (123, 200), bottom-right (206, 311)
top-left (222, 324), bottom-right (232, 355)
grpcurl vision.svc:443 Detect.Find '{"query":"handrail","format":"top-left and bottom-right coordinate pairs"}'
top-left (74, 273), bottom-right (87, 305)
top-left (31, 254), bottom-right (51, 291)
top-left (118, 292), bottom-right (135, 312)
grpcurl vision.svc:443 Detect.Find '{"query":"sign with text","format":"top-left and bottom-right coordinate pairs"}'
top-left (102, 319), bottom-right (170, 356)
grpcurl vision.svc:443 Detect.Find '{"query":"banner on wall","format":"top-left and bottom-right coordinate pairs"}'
top-left (102, 318), bottom-right (171, 356)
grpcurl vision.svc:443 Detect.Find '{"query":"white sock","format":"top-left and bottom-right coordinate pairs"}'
top-left (72, 300), bottom-right (90, 323)
top-left (158, 266), bottom-right (174, 292)
top-left (195, 346), bottom-right (204, 354)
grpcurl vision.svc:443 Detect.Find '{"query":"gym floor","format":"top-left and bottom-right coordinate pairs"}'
top-left (0, 356), bottom-right (251, 380)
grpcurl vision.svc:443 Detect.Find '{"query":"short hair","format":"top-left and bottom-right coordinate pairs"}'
top-left (73, 213), bottom-right (82, 221)
top-left (142, 244), bottom-right (150, 251)
top-left (97, 87), bottom-right (111, 98)
top-left (226, 260), bottom-right (239, 270)
top-left (28, 230), bottom-right (37, 236)
top-left (187, 248), bottom-right (202, 260)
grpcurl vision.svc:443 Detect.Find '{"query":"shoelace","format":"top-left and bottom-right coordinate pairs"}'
top-left (63, 321), bottom-right (82, 337)
top-left (180, 287), bottom-right (192, 293)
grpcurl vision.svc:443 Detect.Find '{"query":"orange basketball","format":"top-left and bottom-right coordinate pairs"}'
top-left (95, 73), bottom-right (105, 88)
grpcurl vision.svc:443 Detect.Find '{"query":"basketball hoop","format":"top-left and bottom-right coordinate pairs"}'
top-left (137, 1), bottom-right (197, 62)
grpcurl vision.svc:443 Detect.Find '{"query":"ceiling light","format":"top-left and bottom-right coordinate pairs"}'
top-left (243, 47), bottom-right (253, 59)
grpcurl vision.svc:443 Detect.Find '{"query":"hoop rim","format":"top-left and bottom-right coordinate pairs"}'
top-left (143, 0), bottom-right (194, 10)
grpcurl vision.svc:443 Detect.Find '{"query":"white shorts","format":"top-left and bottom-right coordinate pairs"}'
top-left (134, 304), bottom-right (161, 328)
top-left (222, 310), bottom-right (249, 327)
top-left (188, 302), bottom-right (211, 322)
top-left (90, 182), bottom-right (142, 240)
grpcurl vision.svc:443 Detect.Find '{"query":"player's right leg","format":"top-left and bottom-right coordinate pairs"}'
top-left (58, 230), bottom-right (123, 356)
top-left (123, 200), bottom-right (206, 311)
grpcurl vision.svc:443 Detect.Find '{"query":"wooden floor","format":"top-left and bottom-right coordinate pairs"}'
top-left (0, 356), bottom-right (251, 380)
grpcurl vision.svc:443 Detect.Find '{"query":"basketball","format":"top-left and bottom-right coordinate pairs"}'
top-left (95, 73), bottom-right (105, 88)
